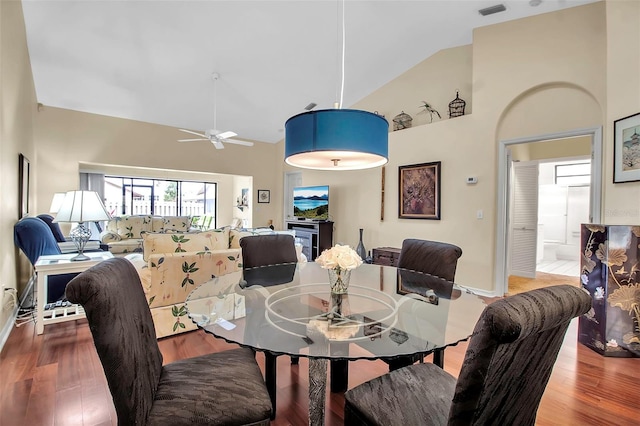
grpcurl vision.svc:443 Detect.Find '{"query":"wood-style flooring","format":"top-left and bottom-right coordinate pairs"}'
top-left (1, 291), bottom-right (639, 425)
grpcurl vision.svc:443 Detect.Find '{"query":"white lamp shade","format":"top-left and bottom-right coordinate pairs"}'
top-left (49, 192), bottom-right (67, 213)
top-left (53, 190), bottom-right (111, 223)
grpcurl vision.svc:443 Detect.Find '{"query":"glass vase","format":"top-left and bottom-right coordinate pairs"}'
top-left (356, 228), bottom-right (366, 260)
top-left (328, 268), bottom-right (351, 294)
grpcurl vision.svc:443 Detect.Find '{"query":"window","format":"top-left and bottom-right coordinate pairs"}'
top-left (104, 176), bottom-right (217, 226)
top-left (555, 162), bottom-right (590, 186)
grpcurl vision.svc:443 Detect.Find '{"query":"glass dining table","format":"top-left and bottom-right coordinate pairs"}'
top-left (185, 261), bottom-right (486, 426)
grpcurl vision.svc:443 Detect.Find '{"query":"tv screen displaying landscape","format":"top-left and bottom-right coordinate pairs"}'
top-left (293, 185), bottom-right (329, 220)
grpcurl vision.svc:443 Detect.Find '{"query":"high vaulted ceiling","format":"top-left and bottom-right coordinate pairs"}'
top-left (22, 0), bottom-right (599, 144)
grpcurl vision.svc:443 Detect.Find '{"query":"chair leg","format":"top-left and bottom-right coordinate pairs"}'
top-left (290, 356), bottom-right (299, 365)
top-left (433, 348), bottom-right (444, 368)
top-left (265, 352), bottom-right (277, 419)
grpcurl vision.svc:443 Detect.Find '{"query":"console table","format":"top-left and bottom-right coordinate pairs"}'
top-left (286, 220), bottom-right (333, 260)
top-left (34, 251), bottom-right (114, 334)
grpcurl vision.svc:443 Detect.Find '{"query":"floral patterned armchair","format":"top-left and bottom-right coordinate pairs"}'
top-left (126, 227), bottom-right (256, 338)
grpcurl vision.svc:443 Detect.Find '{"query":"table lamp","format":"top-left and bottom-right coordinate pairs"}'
top-left (53, 190), bottom-right (111, 261)
top-left (49, 192), bottom-right (66, 214)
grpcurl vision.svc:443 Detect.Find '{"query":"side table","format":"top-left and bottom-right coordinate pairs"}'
top-left (34, 251), bottom-right (114, 334)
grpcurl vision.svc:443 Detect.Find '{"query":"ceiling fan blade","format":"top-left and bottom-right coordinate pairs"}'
top-left (217, 130), bottom-right (237, 139)
top-left (211, 139), bottom-right (225, 150)
top-left (224, 139), bottom-right (254, 147)
top-left (178, 138), bottom-right (207, 142)
top-left (179, 129), bottom-right (207, 138)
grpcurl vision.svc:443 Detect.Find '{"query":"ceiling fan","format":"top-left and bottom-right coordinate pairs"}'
top-left (178, 72), bottom-right (254, 150)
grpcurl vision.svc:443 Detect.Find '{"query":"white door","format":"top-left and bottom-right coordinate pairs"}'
top-left (283, 172), bottom-right (302, 227)
top-left (510, 162), bottom-right (539, 278)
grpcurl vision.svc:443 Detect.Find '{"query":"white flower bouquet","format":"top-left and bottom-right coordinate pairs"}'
top-left (315, 244), bottom-right (363, 271)
top-left (316, 244), bottom-right (362, 294)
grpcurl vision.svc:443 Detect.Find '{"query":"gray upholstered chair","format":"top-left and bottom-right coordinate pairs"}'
top-left (397, 238), bottom-right (462, 286)
top-left (239, 233), bottom-right (300, 411)
top-left (65, 258), bottom-right (272, 426)
top-left (344, 285), bottom-right (592, 426)
top-left (394, 238), bottom-right (463, 368)
top-left (239, 233), bottom-right (298, 269)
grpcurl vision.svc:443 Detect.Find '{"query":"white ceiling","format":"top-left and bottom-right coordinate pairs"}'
top-left (22, 0), bottom-right (599, 144)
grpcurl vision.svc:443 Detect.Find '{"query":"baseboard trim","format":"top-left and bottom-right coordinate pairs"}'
top-left (0, 274), bottom-right (35, 354)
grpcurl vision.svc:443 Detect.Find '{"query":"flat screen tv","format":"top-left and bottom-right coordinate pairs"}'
top-left (293, 185), bottom-right (329, 220)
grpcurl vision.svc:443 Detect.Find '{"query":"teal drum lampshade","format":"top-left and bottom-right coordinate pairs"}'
top-left (285, 109), bottom-right (389, 170)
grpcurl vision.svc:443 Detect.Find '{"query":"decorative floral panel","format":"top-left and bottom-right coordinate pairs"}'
top-left (151, 216), bottom-right (192, 233)
top-left (579, 224), bottom-right (640, 357)
top-left (142, 228), bottom-right (230, 261)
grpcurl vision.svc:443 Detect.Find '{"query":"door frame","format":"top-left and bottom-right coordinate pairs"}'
top-left (495, 127), bottom-right (602, 295)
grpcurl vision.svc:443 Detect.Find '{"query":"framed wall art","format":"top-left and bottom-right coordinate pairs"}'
top-left (257, 189), bottom-right (270, 203)
top-left (398, 161), bottom-right (441, 220)
top-left (613, 112), bottom-right (640, 183)
top-left (19, 153), bottom-right (30, 219)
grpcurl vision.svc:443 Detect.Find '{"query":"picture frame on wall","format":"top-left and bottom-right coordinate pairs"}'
top-left (257, 189), bottom-right (270, 203)
top-left (613, 112), bottom-right (640, 183)
top-left (19, 153), bottom-right (30, 219)
top-left (398, 161), bottom-right (441, 220)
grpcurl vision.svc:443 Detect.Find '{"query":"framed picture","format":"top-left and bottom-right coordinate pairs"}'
top-left (257, 189), bottom-right (270, 203)
top-left (614, 112), bottom-right (640, 183)
top-left (19, 153), bottom-right (30, 219)
top-left (398, 161), bottom-right (441, 219)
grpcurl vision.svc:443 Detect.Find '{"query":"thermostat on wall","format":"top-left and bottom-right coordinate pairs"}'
top-left (466, 176), bottom-right (478, 184)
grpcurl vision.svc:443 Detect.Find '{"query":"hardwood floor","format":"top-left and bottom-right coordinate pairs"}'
top-left (1, 312), bottom-right (639, 425)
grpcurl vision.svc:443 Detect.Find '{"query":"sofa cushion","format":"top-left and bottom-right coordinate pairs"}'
top-left (142, 228), bottom-right (230, 261)
top-left (115, 215), bottom-right (154, 239)
top-left (151, 216), bottom-right (192, 233)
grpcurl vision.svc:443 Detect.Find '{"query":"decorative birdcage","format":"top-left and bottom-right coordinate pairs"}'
top-left (448, 91), bottom-right (466, 118)
top-left (392, 111), bottom-right (413, 131)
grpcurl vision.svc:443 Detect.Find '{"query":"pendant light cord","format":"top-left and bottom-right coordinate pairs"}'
top-left (336, 0), bottom-right (345, 109)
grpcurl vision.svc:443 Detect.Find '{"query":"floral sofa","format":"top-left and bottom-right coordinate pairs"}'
top-left (126, 227), bottom-right (256, 338)
top-left (100, 215), bottom-right (192, 254)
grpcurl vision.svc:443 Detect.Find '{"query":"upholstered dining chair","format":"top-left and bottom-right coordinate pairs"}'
top-left (239, 233), bottom-right (301, 413)
top-left (65, 258), bottom-right (272, 426)
top-left (344, 285), bottom-right (591, 426)
top-left (393, 238), bottom-right (463, 368)
top-left (240, 233), bottom-right (298, 269)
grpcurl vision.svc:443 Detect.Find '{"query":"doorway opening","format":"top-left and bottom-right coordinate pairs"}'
top-left (495, 127), bottom-right (603, 296)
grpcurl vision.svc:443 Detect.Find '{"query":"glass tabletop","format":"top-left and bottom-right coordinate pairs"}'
top-left (185, 262), bottom-right (486, 361)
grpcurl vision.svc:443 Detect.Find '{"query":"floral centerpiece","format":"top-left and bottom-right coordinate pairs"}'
top-left (315, 244), bottom-right (363, 294)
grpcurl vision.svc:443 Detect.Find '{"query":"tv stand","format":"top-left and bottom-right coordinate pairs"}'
top-left (286, 220), bottom-right (333, 261)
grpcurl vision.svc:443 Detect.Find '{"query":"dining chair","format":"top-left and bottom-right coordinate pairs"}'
top-left (65, 257), bottom-right (272, 426)
top-left (344, 284), bottom-right (591, 426)
top-left (239, 233), bottom-right (300, 413)
top-left (239, 233), bottom-right (298, 268)
top-left (395, 238), bottom-right (463, 368)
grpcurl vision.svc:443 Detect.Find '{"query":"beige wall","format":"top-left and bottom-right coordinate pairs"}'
top-left (1, 1), bottom-right (38, 327)
top-left (603, 0), bottom-right (640, 222)
top-left (33, 106), bottom-right (282, 230)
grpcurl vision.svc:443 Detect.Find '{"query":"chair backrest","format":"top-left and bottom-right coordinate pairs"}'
top-left (65, 258), bottom-right (163, 425)
top-left (240, 234), bottom-right (298, 269)
top-left (397, 239), bottom-right (462, 282)
top-left (37, 214), bottom-right (66, 242)
top-left (14, 216), bottom-right (62, 265)
top-left (448, 285), bottom-right (591, 426)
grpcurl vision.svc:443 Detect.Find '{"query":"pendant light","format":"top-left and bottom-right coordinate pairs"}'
top-left (284, 0), bottom-right (388, 171)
